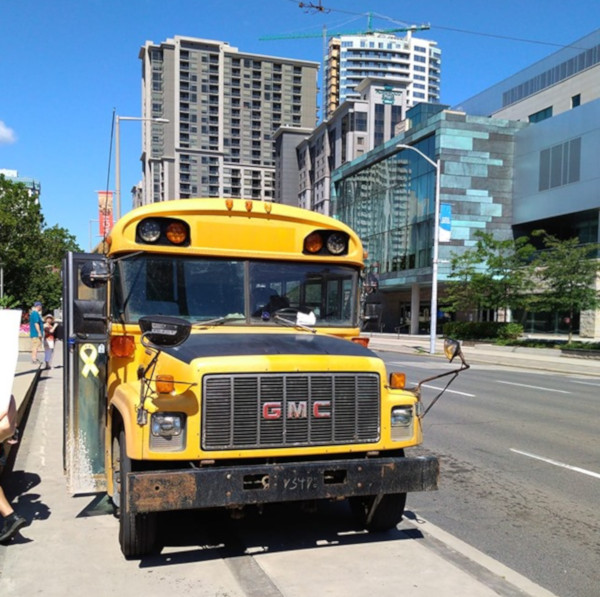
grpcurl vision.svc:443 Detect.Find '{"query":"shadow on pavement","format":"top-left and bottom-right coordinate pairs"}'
top-left (138, 501), bottom-right (424, 568)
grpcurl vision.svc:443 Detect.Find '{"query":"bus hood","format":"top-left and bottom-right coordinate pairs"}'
top-left (161, 332), bottom-right (377, 364)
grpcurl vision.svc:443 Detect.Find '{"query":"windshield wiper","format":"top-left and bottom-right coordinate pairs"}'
top-left (193, 315), bottom-right (246, 328)
top-left (273, 314), bottom-right (317, 334)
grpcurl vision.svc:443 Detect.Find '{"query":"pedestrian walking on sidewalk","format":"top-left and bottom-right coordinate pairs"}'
top-left (43, 314), bottom-right (58, 369)
top-left (29, 301), bottom-right (43, 364)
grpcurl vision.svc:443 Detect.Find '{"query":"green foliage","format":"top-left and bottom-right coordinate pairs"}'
top-left (445, 230), bottom-right (535, 319)
top-left (443, 320), bottom-right (523, 340)
top-left (530, 231), bottom-right (600, 342)
top-left (0, 175), bottom-right (81, 312)
top-left (0, 294), bottom-right (20, 309)
top-left (445, 230), bottom-right (600, 342)
top-left (496, 322), bottom-right (524, 340)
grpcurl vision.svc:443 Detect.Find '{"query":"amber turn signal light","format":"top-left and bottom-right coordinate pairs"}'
top-left (352, 337), bottom-right (370, 347)
top-left (166, 222), bottom-right (188, 245)
top-left (304, 231), bottom-right (324, 253)
top-left (110, 335), bottom-right (135, 358)
top-left (156, 375), bottom-right (175, 394)
top-left (389, 372), bottom-right (406, 389)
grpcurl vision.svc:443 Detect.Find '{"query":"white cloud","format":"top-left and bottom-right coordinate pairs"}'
top-left (0, 121), bottom-right (16, 144)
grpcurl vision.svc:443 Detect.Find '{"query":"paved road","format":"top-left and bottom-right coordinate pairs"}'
top-left (379, 352), bottom-right (600, 597)
top-left (0, 344), bottom-right (559, 596)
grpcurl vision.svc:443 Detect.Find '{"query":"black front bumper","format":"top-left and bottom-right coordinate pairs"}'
top-left (126, 455), bottom-right (439, 514)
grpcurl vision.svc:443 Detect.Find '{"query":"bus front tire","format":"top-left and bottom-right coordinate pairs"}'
top-left (116, 430), bottom-right (158, 558)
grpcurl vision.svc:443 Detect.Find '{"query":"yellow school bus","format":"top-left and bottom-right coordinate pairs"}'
top-left (62, 198), bottom-right (466, 558)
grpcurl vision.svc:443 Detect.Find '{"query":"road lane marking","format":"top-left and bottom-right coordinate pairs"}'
top-left (388, 360), bottom-right (444, 369)
top-left (496, 380), bottom-right (571, 394)
top-left (422, 384), bottom-right (476, 397)
top-left (510, 448), bottom-right (600, 480)
top-left (572, 380), bottom-right (600, 387)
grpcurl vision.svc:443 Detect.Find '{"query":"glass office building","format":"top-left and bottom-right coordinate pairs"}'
top-left (331, 104), bottom-right (526, 333)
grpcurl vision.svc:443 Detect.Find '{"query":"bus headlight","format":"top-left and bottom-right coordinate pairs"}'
top-left (150, 412), bottom-right (186, 451)
top-left (151, 412), bottom-right (183, 437)
top-left (390, 406), bottom-right (413, 441)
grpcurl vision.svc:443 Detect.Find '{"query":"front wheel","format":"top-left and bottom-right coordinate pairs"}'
top-left (114, 430), bottom-right (158, 558)
top-left (350, 493), bottom-right (407, 532)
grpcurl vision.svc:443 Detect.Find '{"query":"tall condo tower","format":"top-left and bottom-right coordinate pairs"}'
top-left (138, 36), bottom-right (319, 205)
top-left (325, 31), bottom-right (440, 119)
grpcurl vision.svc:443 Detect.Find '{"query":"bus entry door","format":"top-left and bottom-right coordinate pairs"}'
top-left (62, 252), bottom-right (108, 493)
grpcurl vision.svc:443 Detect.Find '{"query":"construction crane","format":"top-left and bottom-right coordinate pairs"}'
top-left (259, 13), bottom-right (430, 41)
top-left (259, 12), bottom-right (430, 122)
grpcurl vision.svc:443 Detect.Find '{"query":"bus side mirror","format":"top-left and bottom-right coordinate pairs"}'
top-left (81, 260), bottom-right (110, 288)
top-left (139, 315), bottom-right (191, 348)
top-left (444, 338), bottom-right (464, 364)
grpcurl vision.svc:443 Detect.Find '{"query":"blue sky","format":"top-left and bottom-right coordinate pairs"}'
top-left (1, 0), bottom-right (599, 250)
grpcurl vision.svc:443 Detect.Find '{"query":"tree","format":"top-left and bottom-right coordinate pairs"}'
top-left (445, 230), bottom-right (535, 321)
top-left (0, 175), bottom-right (81, 313)
top-left (530, 231), bottom-right (600, 342)
top-left (0, 175), bottom-right (44, 309)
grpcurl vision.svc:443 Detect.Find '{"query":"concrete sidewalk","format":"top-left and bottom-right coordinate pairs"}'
top-left (364, 332), bottom-right (600, 377)
top-left (1, 339), bottom-right (558, 596)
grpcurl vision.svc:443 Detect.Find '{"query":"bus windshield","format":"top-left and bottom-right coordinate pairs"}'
top-left (112, 255), bottom-right (359, 328)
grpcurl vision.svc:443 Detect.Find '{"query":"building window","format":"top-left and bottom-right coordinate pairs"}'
top-left (529, 106), bottom-right (553, 123)
top-left (571, 94), bottom-right (581, 108)
top-left (539, 137), bottom-right (581, 191)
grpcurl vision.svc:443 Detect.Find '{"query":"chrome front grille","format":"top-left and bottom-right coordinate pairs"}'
top-left (202, 373), bottom-right (380, 450)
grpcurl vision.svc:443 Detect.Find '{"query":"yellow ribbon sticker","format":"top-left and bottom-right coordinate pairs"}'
top-left (80, 343), bottom-right (100, 378)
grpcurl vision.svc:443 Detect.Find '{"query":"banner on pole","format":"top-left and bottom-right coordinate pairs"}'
top-left (97, 191), bottom-right (114, 237)
top-left (439, 203), bottom-right (451, 243)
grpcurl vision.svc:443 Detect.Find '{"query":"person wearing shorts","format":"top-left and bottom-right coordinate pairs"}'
top-left (29, 301), bottom-right (43, 364)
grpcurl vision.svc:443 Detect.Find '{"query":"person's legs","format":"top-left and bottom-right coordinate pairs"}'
top-left (0, 485), bottom-right (14, 517)
top-left (44, 345), bottom-right (52, 368)
top-left (31, 336), bottom-right (41, 363)
top-left (0, 485), bottom-right (26, 542)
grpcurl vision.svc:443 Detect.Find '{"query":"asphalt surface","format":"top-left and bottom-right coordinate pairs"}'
top-left (1, 336), bottom-right (587, 596)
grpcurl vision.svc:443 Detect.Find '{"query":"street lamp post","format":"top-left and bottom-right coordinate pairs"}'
top-left (397, 144), bottom-right (441, 355)
top-left (115, 115), bottom-right (169, 221)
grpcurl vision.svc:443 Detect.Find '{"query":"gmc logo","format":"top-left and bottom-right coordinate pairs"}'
top-left (262, 400), bottom-right (331, 420)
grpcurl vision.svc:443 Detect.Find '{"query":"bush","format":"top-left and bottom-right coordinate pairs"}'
top-left (443, 321), bottom-right (523, 341)
top-left (497, 323), bottom-right (524, 340)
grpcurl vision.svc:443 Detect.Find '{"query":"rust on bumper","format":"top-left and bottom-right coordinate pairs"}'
top-left (126, 455), bottom-right (439, 514)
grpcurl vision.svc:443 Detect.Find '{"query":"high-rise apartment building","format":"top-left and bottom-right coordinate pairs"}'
top-left (138, 36), bottom-right (319, 205)
top-left (325, 31), bottom-right (441, 119)
top-left (0, 169), bottom-right (41, 200)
